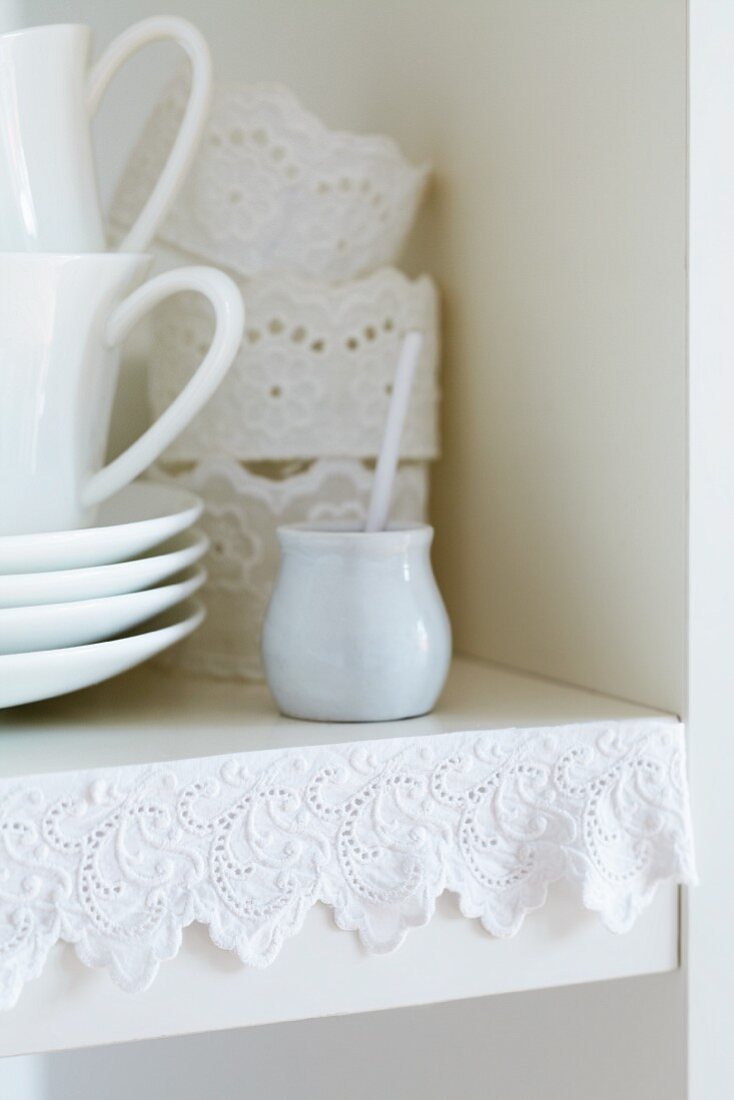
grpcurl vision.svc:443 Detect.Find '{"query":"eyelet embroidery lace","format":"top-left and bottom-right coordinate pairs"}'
top-left (0, 718), bottom-right (694, 1010)
top-left (148, 267), bottom-right (439, 462)
top-left (110, 76), bottom-right (430, 281)
top-left (149, 458), bottom-right (429, 680)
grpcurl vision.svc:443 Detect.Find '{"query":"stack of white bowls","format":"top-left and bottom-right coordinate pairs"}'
top-left (111, 77), bottom-right (439, 681)
top-left (0, 18), bottom-right (244, 707)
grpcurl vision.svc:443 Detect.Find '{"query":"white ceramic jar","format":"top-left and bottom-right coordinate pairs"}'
top-left (261, 522), bottom-right (451, 722)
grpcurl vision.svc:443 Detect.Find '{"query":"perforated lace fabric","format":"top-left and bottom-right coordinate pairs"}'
top-left (149, 267), bottom-right (440, 462)
top-left (110, 76), bottom-right (429, 281)
top-left (0, 717), bottom-right (694, 1009)
top-left (150, 458), bottom-right (429, 680)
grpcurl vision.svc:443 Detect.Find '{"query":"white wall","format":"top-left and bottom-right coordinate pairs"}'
top-left (688, 2), bottom-right (734, 1097)
top-left (9, 2), bottom-right (689, 1097)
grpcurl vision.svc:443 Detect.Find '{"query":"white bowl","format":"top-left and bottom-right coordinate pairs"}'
top-left (111, 77), bottom-right (429, 281)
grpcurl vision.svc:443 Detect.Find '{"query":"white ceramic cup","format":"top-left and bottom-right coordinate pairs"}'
top-left (0, 254), bottom-right (244, 536)
top-left (0, 17), bottom-right (211, 252)
top-left (261, 522), bottom-right (452, 722)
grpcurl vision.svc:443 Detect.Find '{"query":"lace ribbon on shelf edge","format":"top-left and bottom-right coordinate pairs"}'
top-left (0, 718), bottom-right (695, 1010)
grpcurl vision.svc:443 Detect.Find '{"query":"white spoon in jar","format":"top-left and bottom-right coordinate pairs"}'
top-left (365, 330), bottom-right (423, 533)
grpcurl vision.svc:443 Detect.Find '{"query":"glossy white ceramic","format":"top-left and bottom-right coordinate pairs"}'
top-left (261, 522), bottom-right (452, 721)
top-left (0, 599), bottom-right (205, 709)
top-left (0, 255), bottom-right (244, 535)
top-left (0, 529), bottom-right (208, 610)
top-left (0, 483), bottom-right (203, 575)
top-left (0, 565), bottom-right (205, 655)
top-left (0, 18), bottom-right (211, 253)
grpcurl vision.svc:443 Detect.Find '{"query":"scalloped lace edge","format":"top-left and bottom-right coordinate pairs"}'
top-left (0, 718), bottom-right (695, 1010)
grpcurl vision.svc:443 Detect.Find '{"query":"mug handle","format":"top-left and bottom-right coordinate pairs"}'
top-left (82, 267), bottom-right (244, 509)
top-left (88, 16), bottom-right (212, 254)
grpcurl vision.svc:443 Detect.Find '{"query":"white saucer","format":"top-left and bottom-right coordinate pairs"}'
top-left (0, 599), bottom-right (206, 709)
top-left (0, 566), bottom-right (206, 655)
top-left (0, 482), bottom-right (202, 575)
top-left (0, 529), bottom-right (208, 609)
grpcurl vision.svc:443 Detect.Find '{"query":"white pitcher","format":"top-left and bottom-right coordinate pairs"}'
top-left (0, 254), bottom-right (244, 535)
top-left (0, 17), bottom-right (211, 252)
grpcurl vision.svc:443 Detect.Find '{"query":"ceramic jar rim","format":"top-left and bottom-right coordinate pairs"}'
top-left (277, 521), bottom-right (433, 554)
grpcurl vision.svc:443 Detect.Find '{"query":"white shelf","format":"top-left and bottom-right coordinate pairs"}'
top-left (0, 657), bottom-right (681, 1058)
top-left (0, 882), bottom-right (679, 1059)
top-left (0, 653), bottom-right (671, 779)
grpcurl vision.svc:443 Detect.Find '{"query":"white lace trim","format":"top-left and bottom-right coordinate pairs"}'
top-left (148, 267), bottom-right (440, 462)
top-left (110, 76), bottom-right (429, 281)
top-left (0, 718), bottom-right (694, 1010)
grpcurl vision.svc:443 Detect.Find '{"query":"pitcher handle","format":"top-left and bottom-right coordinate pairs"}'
top-left (88, 16), bottom-right (212, 254)
top-left (82, 267), bottom-right (244, 509)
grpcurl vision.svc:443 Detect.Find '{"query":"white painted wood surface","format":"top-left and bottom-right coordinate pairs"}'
top-left (22, 971), bottom-right (685, 1100)
top-left (0, 654), bottom-right (671, 780)
top-left (688, 3), bottom-right (734, 1096)
top-left (0, 882), bottom-right (678, 1058)
top-left (0, 657), bottom-right (680, 1057)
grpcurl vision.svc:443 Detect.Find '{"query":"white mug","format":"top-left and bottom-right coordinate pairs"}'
top-left (0, 254), bottom-right (244, 535)
top-left (0, 17), bottom-right (211, 253)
